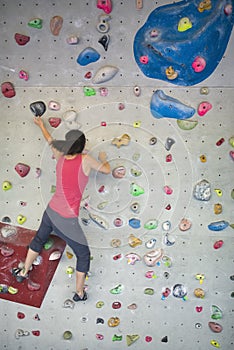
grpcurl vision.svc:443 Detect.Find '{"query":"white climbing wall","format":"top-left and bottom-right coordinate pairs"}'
top-left (0, 0), bottom-right (234, 349)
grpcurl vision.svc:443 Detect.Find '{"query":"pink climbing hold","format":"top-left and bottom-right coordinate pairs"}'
top-left (192, 56), bottom-right (206, 72)
top-left (216, 137), bottom-right (225, 146)
top-left (15, 163), bottom-right (30, 177)
top-left (197, 101), bottom-right (212, 116)
top-left (140, 55), bottom-right (149, 64)
top-left (166, 154), bottom-right (172, 162)
top-left (97, 0), bottom-right (112, 14)
top-left (164, 185), bottom-right (173, 195)
top-left (14, 33), bottom-right (30, 46)
top-left (19, 70), bottom-right (29, 81)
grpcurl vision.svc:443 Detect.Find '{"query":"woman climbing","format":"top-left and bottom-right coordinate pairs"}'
top-left (12, 117), bottom-right (111, 302)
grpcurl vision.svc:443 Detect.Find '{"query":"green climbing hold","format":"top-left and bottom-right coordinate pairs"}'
top-left (63, 330), bottom-right (72, 340)
top-left (50, 185), bottom-right (56, 193)
top-left (130, 183), bottom-right (144, 196)
top-left (229, 136), bottom-right (234, 148)
top-left (126, 334), bottom-right (140, 346)
top-left (144, 219), bottom-right (158, 230)
top-left (110, 284), bottom-right (124, 294)
top-left (211, 305), bottom-right (223, 320)
top-left (83, 86), bottom-right (96, 96)
top-left (144, 287), bottom-right (154, 295)
top-left (177, 119), bottom-right (198, 130)
top-left (43, 238), bottom-right (54, 250)
top-left (28, 18), bottom-right (43, 29)
top-left (112, 334), bottom-right (123, 341)
top-left (96, 300), bottom-right (104, 308)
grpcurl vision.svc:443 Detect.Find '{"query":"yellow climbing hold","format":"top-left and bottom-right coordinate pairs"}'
top-left (8, 286), bottom-right (18, 294)
top-left (214, 189), bottom-right (222, 197)
top-left (178, 17), bottom-right (192, 32)
top-left (126, 334), bottom-right (140, 346)
top-left (210, 340), bottom-right (221, 348)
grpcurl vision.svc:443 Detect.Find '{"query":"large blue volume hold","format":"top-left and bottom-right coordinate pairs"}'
top-left (150, 90), bottom-right (195, 119)
top-left (133, 0), bottom-right (234, 86)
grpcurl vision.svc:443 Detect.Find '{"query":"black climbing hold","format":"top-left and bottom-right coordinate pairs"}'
top-left (161, 336), bottom-right (168, 343)
top-left (1, 216), bottom-right (11, 223)
top-left (30, 101), bottom-right (46, 117)
top-left (98, 34), bottom-right (110, 51)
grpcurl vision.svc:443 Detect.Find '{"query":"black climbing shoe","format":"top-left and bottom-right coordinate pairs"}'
top-left (12, 267), bottom-right (28, 283)
top-left (73, 291), bottom-right (88, 302)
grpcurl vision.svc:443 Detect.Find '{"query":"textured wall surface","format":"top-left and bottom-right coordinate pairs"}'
top-left (0, 1), bottom-right (234, 350)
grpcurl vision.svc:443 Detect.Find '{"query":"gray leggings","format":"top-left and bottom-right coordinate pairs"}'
top-left (29, 206), bottom-right (90, 273)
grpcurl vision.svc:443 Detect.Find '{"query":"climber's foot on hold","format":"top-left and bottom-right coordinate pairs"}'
top-left (12, 267), bottom-right (28, 283)
top-left (73, 291), bottom-right (88, 302)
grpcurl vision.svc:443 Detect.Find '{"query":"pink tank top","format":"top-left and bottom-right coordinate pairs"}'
top-left (49, 155), bottom-right (89, 218)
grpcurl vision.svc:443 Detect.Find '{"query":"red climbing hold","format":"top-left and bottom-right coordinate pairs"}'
top-left (213, 240), bottom-right (224, 249)
top-left (15, 163), bottom-right (30, 178)
top-left (14, 33), bottom-right (30, 46)
top-left (1, 82), bottom-right (15, 98)
top-left (49, 117), bottom-right (61, 128)
top-left (17, 312), bottom-right (25, 319)
top-left (27, 280), bottom-right (41, 291)
top-left (32, 330), bottom-right (40, 336)
top-left (97, 0), bottom-right (112, 14)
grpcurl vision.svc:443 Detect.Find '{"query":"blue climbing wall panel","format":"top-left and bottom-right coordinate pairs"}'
top-left (0, 1), bottom-right (234, 349)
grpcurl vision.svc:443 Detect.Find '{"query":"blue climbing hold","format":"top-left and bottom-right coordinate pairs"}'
top-left (150, 90), bottom-right (195, 119)
top-left (77, 47), bottom-right (100, 66)
top-left (208, 220), bottom-right (229, 231)
top-left (129, 218), bottom-right (141, 229)
top-left (133, 0), bottom-right (234, 86)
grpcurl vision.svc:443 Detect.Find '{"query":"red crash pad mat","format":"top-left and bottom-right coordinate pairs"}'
top-left (0, 222), bottom-right (66, 308)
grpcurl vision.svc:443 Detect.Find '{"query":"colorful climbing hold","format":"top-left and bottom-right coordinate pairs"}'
top-left (198, 0), bottom-right (212, 12)
top-left (214, 203), bottom-right (222, 214)
top-left (208, 322), bottom-right (223, 333)
top-left (164, 185), bottom-right (173, 195)
top-left (143, 249), bottom-right (164, 266)
top-left (165, 137), bottom-right (175, 151)
top-left (112, 334), bottom-right (123, 341)
top-left (165, 66), bottom-right (178, 80)
top-left (112, 166), bottom-right (126, 178)
top-left (110, 284), bottom-right (124, 294)
top-left (2, 180), bottom-right (12, 191)
top-left (194, 288), bottom-right (205, 298)
top-left (15, 163), bottom-right (30, 177)
top-left (177, 119), bottom-right (198, 130)
top-left (1, 82), bottom-right (15, 98)
top-left (178, 17), bottom-right (192, 32)
top-left (144, 219), bottom-right (158, 230)
top-left (48, 101), bottom-right (61, 110)
top-left (179, 218), bottom-right (192, 231)
top-left (129, 218), bottom-right (141, 229)
top-left (50, 16), bottom-right (63, 36)
top-left (49, 117), bottom-right (61, 128)
top-left (208, 220), bottom-right (229, 231)
top-left (43, 238), bottom-right (54, 250)
top-left (172, 284), bottom-right (187, 299)
top-left (195, 273), bottom-right (205, 284)
top-left (108, 317), bottom-right (120, 327)
top-left (192, 56), bottom-right (206, 73)
top-left (126, 334), bottom-right (140, 346)
top-left (197, 101), bottom-right (212, 116)
top-left (19, 70), bottom-right (29, 81)
top-left (28, 18), bottom-right (43, 29)
top-left (213, 240), bottom-right (224, 249)
top-left (66, 35), bottom-right (79, 45)
top-left (144, 287), bottom-right (154, 295)
top-left (211, 305), bottom-right (223, 320)
top-left (145, 238), bottom-right (157, 249)
top-left (97, 0), bottom-right (112, 14)
top-left (77, 47), bottom-right (100, 66)
top-left (125, 252), bottom-right (141, 265)
top-left (128, 234), bottom-right (142, 248)
top-left (150, 90), bottom-right (195, 120)
top-left (63, 330), bottom-right (72, 340)
top-left (210, 340), bottom-right (221, 348)
top-left (112, 134), bottom-right (131, 148)
top-left (130, 182), bottom-right (144, 196)
top-left (17, 214), bottom-right (27, 225)
top-left (89, 212), bottom-right (109, 229)
top-left (216, 137), bottom-right (225, 146)
top-left (14, 33), bottom-right (30, 46)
